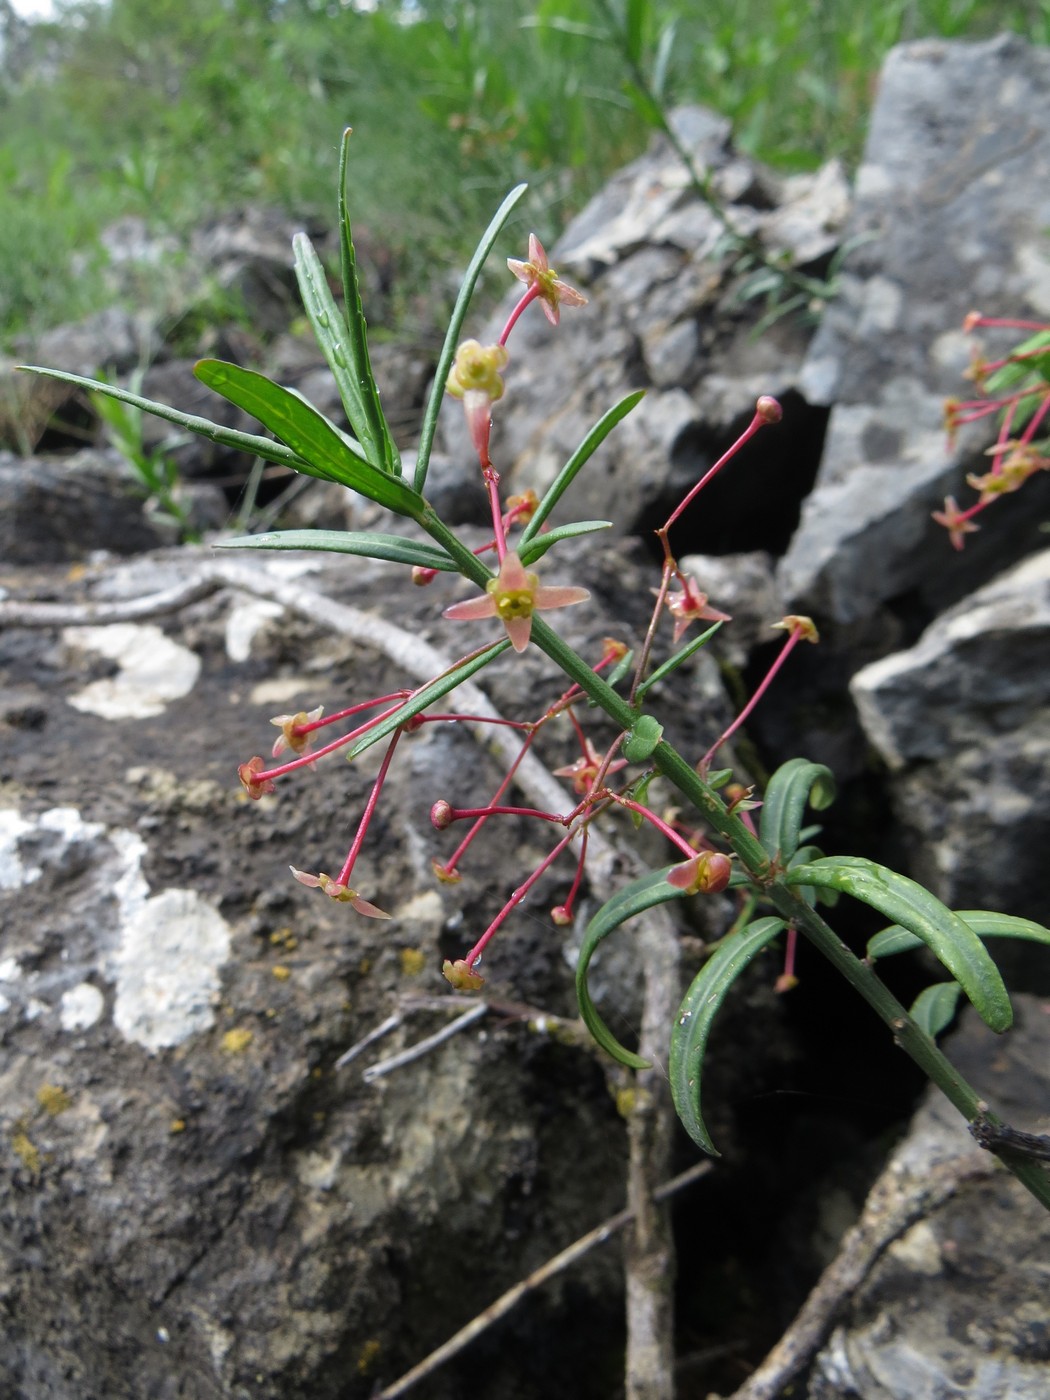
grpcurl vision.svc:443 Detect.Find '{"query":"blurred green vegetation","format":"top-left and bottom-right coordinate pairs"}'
top-left (1, 0), bottom-right (1047, 344)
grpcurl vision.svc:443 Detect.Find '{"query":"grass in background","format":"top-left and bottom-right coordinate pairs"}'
top-left (1, 0), bottom-right (1047, 345)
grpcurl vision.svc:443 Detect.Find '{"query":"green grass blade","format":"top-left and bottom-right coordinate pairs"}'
top-left (758, 758), bottom-right (836, 863)
top-left (519, 391), bottom-right (645, 546)
top-left (868, 910), bottom-right (1050, 961)
top-left (215, 530), bottom-right (456, 572)
top-left (576, 865), bottom-right (689, 1069)
top-left (413, 182), bottom-right (529, 495)
top-left (786, 857), bottom-right (1013, 1033)
top-left (346, 641), bottom-right (509, 761)
top-left (293, 230), bottom-right (397, 474)
top-left (669, 917), bottom-right (785, 1155)
top-left (194, 359), bottom-right (423, 518)
top-left (909, 982), bottom-right (963, 1039)
top-left (518, 520), bottom-right (611, 567)
top-left (19, 365), bottom-right (310, 473)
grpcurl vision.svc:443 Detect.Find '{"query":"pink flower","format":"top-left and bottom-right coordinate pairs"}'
top-left (289, 866), bottom-right (391, 919)
top-left (667, 850), bottom-right (733, 895)
top-left (443, 549), bottom-right (590, 654)
top-left (238, 756), bottom-right (275, 800)
top-left (269, 705), bottom-right (324, 758)
top-left (445, 340), bottom-right (509, 466)
top-left (553, 737), bottom-right (627, 795)
top-left (662, 576), bottom-right (731, 646)
top-left (507, 234), bottom-right (587, 326)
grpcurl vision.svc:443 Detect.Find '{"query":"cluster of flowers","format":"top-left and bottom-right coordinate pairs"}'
top-left (935, 312), bottom-right (1050, 549)
top-left (238, 236), bottom-right (815, 989)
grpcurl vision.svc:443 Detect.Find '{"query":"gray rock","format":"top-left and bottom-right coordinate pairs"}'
top-left (780, 35), bottom-right (1050, 625)
top-left (850, 549), bottom-right (1050, 934)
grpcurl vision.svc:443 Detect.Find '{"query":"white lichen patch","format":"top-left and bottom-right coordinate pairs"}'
top-left (224, 595), bottom-right (285, 663)
top-left (111, 888), bottom-right (232, 1052)
top-left (249, 676), bottom-right (316, 707)
top-left (60, 982), bottom-right (106, 1031)
top-left (0, 810), bottom-right (40, 888)
top-left (63, 623), bottom-right (201, 720)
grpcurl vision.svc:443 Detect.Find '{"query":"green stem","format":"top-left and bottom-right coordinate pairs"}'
top-left (531, 615), bottom-right (1050, 1212)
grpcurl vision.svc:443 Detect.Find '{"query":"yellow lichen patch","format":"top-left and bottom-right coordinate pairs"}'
top-left (615, 1086), bottom-right (637, 1120)
top-left (269, 927), bottom-right (298, 951)
top-left (221, 1027), bottom-right (254, 1054)
top-left (271, 965), bottom-right (291, 982)
top-left (170, 1119), bottom-right (187, 1134)
top-left (37, 1083), bottom-right (73, 1116)
top-left (357, 1339), bottom-right (382, 1375)
top-left (399, 947), bottom-right (427, 977)
top-left (12, 1130), bottom-right (41, 1174)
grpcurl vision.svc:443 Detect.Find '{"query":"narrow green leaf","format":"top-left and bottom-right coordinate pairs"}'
top-left (758, 758), bottom-right (836, 863)
top-left (346, 641), bottom-right (509, 761)
top-left (868, 910), bottom-right (1050, 961)
top-left (624, 713), bottom-right (663, 762)
top-left (669, 918), bottom-right (785, 1155)
top-left (576, 865), bottom-right (688, 1068)
top-left (785, 857), bottom-right (1013, 1033)
top-left (293, 230), bottom-right (398, 474)
top-left (909, 982), bottom-right (963, 1039)
top-left (636, 622), bottom-right (723, 699)
top-left (518, 520), bottom-right (611, 567)
top-left (216, 530), bottom-right (456, 572)
top-left (652, 18), bottom-right (677, 98)
top-left (520, 391), bottom-right (645, 546)
top-left (984, 330), bottom-right (1050, 394)
top-left (20, 366), bottom-right (310, 473)
top-left (624, 0), bottom-right (647, 64)
top-left (413, 182), bottom-right (529, 494)
top-left (606, 647), bottom-right (635, 689)
top-left (194, 359), bottom-right (424, 519)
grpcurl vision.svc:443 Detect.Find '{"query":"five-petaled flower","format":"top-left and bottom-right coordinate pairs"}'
top-left (507, 234), bottom-right (588, 326)
top-left (662, 575), bottom-right (732, 646)
top-left (553, 737), bottom-right (626, 795)
top-left (446, 340), bottom-right (509, 466)
top-left (270, 705), bottom-right (324, 759)
top-left (238, 756), bottom-right (275, 800)
top-left (443, 549), bottom-right (590, 654)
top-left (289, 866), bottom-right (391, 919)
top-left (932, 495), bottom-right (980, 551)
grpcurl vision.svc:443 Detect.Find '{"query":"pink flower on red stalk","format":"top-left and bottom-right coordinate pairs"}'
top-left (667, 850), bottom-right (733, 895)
top-left (507, 234), bottom-right (587, 326)
top-left (553, 737), bottom-right (626, 796)
top-left (443, 549), bottom-right (590, 654)
top-left (446, 339), bottom-right (509, 465)
top-left (238, 756), bottom-right (275, 800)
top-left (270, 705), bottom-right (325, 759)
top-left (662, 576), bottom-right (732, 646)
top-left (289, 866), bottom-right (391, 919)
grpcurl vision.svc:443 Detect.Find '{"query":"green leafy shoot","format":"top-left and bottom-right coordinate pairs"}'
top-left (18, 365), bottom-right (310, 475)
top-left (576, 865), bottom-right (689, 1069)
top-left (669, 917), bottom-right (785, 1154)
top-left (785, 857), bottom-right (1012, 1033)
top-left (293, 229), bottom-right (398, 476)
top-left (758, 758), bottom-right (836, 864)
top-left (336, 128), bottom-right (400, 476)
top-left (194, 359), bottom-right (424, 519)
top-left (518, 520), bottom-right (611, 567)
top-left (868, 910), bottom-right (1050, 961)
top-left (909, 982), bottom-right (963, 1039)
top-left (519, 391), bottom-right (645, 547)
top-left (413, 182), bottom-right (529, 494)
top-left (216, 529), bottom-right (456, 572)
top-left (346, 641), bottom-right (510, 761)
top-left (635, 622), bottom-right (723, 699)
top-left (984, 329), bottom-right (1050, 395)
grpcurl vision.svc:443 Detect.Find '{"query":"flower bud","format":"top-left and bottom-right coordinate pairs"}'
top-left (430, 800), bottom-right (454, 830)
top-left (756, 395), bottom-right (783, 424)
top-left (442, 958), bottom-right (484, 991)
top-left (550, 905), bottom-right (573, 927)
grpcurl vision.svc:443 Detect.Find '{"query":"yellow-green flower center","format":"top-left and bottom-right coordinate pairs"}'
top-left (491, 585), bottom-right (535, 621)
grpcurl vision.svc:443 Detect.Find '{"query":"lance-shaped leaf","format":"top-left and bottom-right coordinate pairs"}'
top-left (785, 857), bottom-right (1013, 1033)
top-left (758, 758), bottom-right (836, 863)
top-left (669, 917), bottom-right (785, 1155)
top-left (294, 228), bottom-right (398, 475)
top-left (909, 982), bottom-right (963, 1039)
top-left (216, 530), bottom-right (457, 572)
top-left (194, 359), bottom-right (424, 519)
top-left (520, 391), bottom-right (645, 546)
top-left (635, 622), bottom-right (723, 700)
top-left (346, 641), bottom-right (509, 761)
top-left (868, 910), bottom-right (1050, 961)
top-left (19, 366), bottom-right (310, 473)
top-left (576, 866), bottom-right (689, 1068)
top-left (518, 520), bottom-right (611, 567)
top-left (413, 182), bottom-right (529, 494)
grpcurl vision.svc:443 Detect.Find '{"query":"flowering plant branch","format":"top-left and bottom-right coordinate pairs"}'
top-left (21, 132), bottom-right (1050, 1212)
